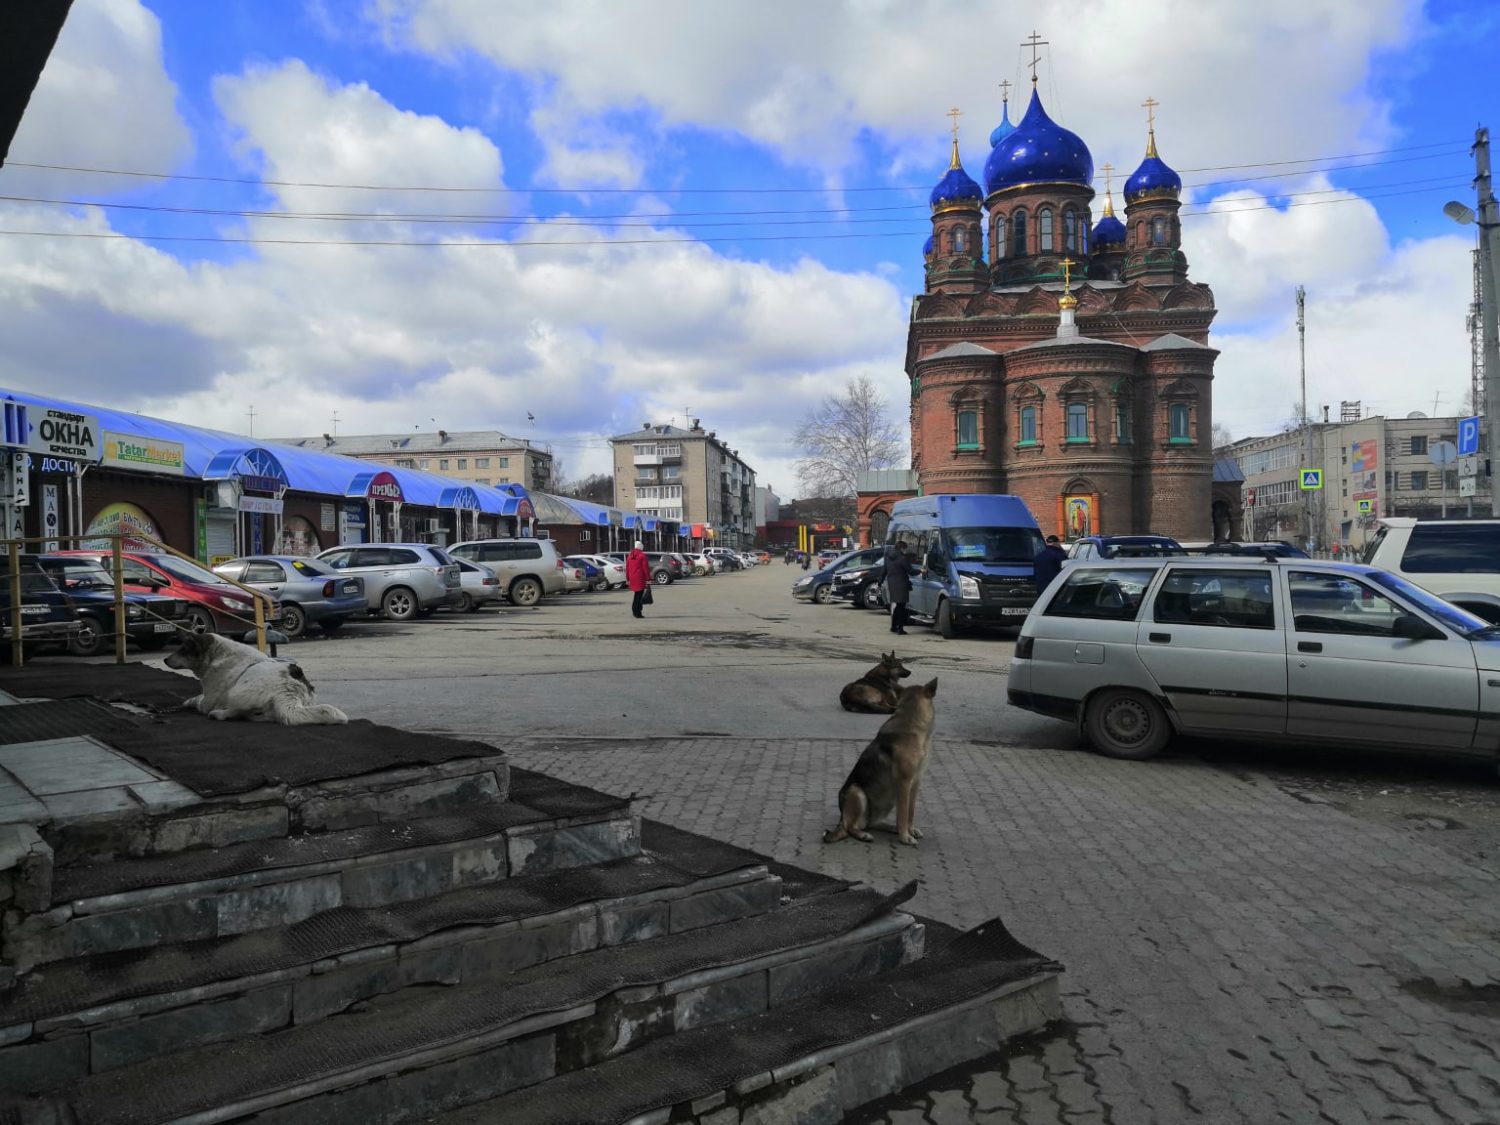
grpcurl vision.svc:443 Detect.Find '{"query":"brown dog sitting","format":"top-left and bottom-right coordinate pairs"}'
top-left (838, 651), bottom-right (911, 714)
top-left (824, 678), bottom-right (938, 847)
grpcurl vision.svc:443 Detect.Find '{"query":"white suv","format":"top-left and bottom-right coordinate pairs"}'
top-left (1361, 519), bottom-right (1500, 623)
top-left (448, 539), bottom-right (565, 606)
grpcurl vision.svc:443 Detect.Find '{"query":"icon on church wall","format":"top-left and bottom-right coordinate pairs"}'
top-left (1064, 495), bottom-right (1094, 539)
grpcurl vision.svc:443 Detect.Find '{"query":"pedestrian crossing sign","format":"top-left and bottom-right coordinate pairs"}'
top-left (1357, 498), bottom-right (1373, 513)
top-left (1299, 470), bottom-right (1323, 490)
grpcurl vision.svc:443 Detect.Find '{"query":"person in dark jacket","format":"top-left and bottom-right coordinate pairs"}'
top-left (883, 539), bottom-right (917, 635)
top-left (1032, 535), bottom-right (1068, 594)
top-left (625, 541), bottom-right (652, 618)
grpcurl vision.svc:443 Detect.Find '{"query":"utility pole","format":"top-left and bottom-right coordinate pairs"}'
top-left (1477, 128), bottom-right (1500, 517)
top-left (1297, 285), bottom-right (1316, 549)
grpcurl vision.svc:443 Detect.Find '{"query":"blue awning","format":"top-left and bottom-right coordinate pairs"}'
top-left (438, 485), bottom-right (481, 510)
top-left (556, 496), bottom-right (613, 526)
top-left (202, 446), bottom-right (289, 487)
top-left (639, 517), bottom-right (658, 532)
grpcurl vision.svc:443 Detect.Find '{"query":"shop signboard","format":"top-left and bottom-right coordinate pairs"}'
top-left (28, 407), bottom-right (99, 462)
top-left (367, 471), bottom-right (403, 501)
top-left (41, 484), bottom-right (59, 551)
top-left (102, 431), bottom-right (186, 475)
top-left (320, 502), bottom-right (335, 531)
top-left (5, 450), bottom-right (27, 505)
top-left (240, 474), bottom-right (284, 495)
top-left (82, 501), bottom-right (162, 552)
top-left (237, 496), bottom-right (284, 515)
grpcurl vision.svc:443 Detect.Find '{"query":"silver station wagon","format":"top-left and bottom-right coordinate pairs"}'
top-left (1008, 558), bottom-right (1500, 762)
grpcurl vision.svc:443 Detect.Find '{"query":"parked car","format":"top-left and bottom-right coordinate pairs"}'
top-left (793, 546), bottom-right (885, 604)
top-left (38, 555), bottom-right (190, 655)
top-left (582, 554), bottom-right (628, 589)
top-left (448, 539), bottom-right (566, 607)
top-left (1008, 556), bottom-right (1500, 762)
top-left (1360, 518), bottom-right (1500, 623)
top-left (1068, 535), bottom-right (1185, 561)
top-left (683, 552), bottom-right (717, 577)
top-left (315, 543), bottom-right (461, 620)
top-left (0, 554), bottom-right (81, 656)
top-left (887, 494), bottom-right (1046, 637)
top-left (564, 556), bottom-right (610, 592)
top-left (451, 558), bottom-right (504, 611)
top-left (831, 554), bottom-right (892, 610)
top-left (815, 550), bottom-right (840, 569)
top-left (58, 549), bottom-right (275, 635)
top-left (562, 564), bottom-right (589, 593)
top-left (738, 552), bottom-right (758, 568)
top-left (755, 550), bottom-right (771, 564)
top-left (1181, 540), bottom-right (1309, 559)
top-left (704, 547), bottom-right (743, 571)
top-left (644, 551), bottom-right (687, 584)
top-left (214, 555), bottom-right (368, 637)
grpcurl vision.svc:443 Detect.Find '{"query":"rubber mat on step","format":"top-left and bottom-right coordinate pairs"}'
top-left (431, 916), bottom-right (1063, 1125)
top-left (506, 768), bottom-right (635, 818)
top-left (640, 819), bottom-right (772, 878)
top-left (0, 699), bottom-right (143, 746)
top-left (0, 664), bottom-right (197, 712)
top-left (54, 886), bottom-right (904, 1125)
top-left (0, 852), bottom-right (763, 1027)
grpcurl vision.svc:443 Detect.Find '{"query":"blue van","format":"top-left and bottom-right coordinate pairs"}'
top-left (886, 495), bottom-right (1046, 637)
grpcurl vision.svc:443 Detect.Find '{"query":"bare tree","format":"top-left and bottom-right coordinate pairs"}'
top-left (792, 376), bottom-right (906, 497)
top-left (1211, 422), bottom-right (1234, 450)
top-left (558, 473), bottom-right (614, 505)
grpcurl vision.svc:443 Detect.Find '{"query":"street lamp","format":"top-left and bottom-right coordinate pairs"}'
top-left (1445, 125), bottom-right (1499, 515)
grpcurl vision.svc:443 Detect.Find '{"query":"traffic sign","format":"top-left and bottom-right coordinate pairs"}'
top-left (1299, 469), bottom-right (1323, 490)
top-left (1244, 488), bottom-right (1256, 507)
top-left (1459, 477), bottom-right (1478, 498)
top-left (1356, 498), bottom-right (1373, 513)
top-left (1459, 416), bottom-right (1481, 456)
top-left (1460, 454), bottom-right (1480, 478)
top-left (1429, 440), bottom-right (1458, 467)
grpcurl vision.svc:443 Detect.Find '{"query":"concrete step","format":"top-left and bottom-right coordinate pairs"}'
top-left (425, 918), bottom-right (1063, 1125)
top-left (0, 856), bottom-right (782, 1096)
top-left (4, 799), bottom-right (641, 972)
top-left (4, 888), bottom-right (926, 1125)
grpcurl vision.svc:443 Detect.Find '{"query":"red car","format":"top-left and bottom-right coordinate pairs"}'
top-left (56, 550), bottom-right (277, 636)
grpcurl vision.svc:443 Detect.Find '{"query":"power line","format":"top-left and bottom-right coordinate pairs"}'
top-left (0, 138), bottom-right (1471, 195)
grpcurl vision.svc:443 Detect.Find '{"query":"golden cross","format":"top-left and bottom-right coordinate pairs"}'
top-left (1060, 257), bottom-right (1075, 290)
top-left (1022, 31), bottom-right (1048, 84)
top-left (998, 78), bottom-right (1012, 104)
top-left (1141, 97), bottom-right (1159, 130)
top-left (946, 106), bottom-right (963, 142)
top-left (1102, 161), bottom-right (1114, 191)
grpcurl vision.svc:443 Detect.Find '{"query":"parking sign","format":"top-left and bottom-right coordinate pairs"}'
top-left (1459, 416), bottom-right (1481, 456)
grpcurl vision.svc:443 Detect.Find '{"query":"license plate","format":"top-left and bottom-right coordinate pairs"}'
top-left (21, 606), bottom-right (47, 616)
top-left (1001, 607), bottom-right (1029, 616)
top-left (342, 581), bottom-right (359, 594)
top-left (154, 622), bottom-right (175, 632)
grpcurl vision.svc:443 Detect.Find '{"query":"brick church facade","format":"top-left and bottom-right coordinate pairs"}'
top-left (861, 83), bottom-right (1227, 546)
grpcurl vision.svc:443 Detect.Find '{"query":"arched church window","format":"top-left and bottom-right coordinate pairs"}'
top-left (954, 227), bottom-right (966, 253)
top-left (1079, 224), bottom-right (1089, 256)
top-left (1063, 209), bottom-right (1076, 253)
top-left (1019, 405), bottom-right (1038, 444)
top-left (993, 215), bottom-right (1006, 259)
top-left (1039, 208), bottom-right (1054, 253)
top-left (1066, 402), bottom-right (1089, 441)
top-left (1012, 210), bottom-right (1028, 257)
top-left (1170, 403), bottom-right (1191, 440)
top-left (1152, 216), bottom-right (1167, 245)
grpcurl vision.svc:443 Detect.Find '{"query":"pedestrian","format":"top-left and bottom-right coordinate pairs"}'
top-left (626, 540), bottom-right (652, 619)
top-left (1032, 534), bottom-right (1068, 594)
top-left (801, 551), bottom-right (811, 570)
top-left (1332, 542), bottom-right (1342, 560)
top-left (884, 538), bottom-right (917, 635)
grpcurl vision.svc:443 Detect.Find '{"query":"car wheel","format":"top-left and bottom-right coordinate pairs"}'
top-left (860, 582), bottom-right (884, 610)
top-left (509, 577), bottom-right (542, 607)
top-left (458, 593), bottom-right (476, 612)
top-left (1085, 688), bottom-right (1172, 760)
top-left (278, 603), bottom-right (307, 638)
top-left (318, 618), bottom-right (345, 634)
top-left (653, 570), bottom-right (671, 586)
top-left (381, 587), bottom-right (418, 621)
top-left (185, 606), bottom-right (215, 635)
top-left (69, 616), bottom-right (104, 657)
top-left (936, 599), bottom-right (957, 638)
top-left (812, 584), bottom-right (831, 605)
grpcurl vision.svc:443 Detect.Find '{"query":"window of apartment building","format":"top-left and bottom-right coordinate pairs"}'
top-left (1410, 436), bottom-right (1428, 456)
top-left (395, 459), bottom-right (415, 468)
top-left (476, 458), bottom-right (490, 468)
top-left (663, 465), bottom-right (680, 480)
top-left (499, 457), bottom-right (509, 468)
top-left (1409, 470), bottom-right (1428, 490)
top-left (439, 459), bottom-right (449, 470)
top-left (420, 460), bottom-right (430, 469)
top-left (639, 467), bottom-right (657, 481)
top-left (457, 459), bottom-right (467, 470)
top-left (476, 478), bottom-right (490, 485)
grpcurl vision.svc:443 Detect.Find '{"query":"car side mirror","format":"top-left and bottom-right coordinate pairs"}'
top-left (1392, 614), bottom-right (1443, 641)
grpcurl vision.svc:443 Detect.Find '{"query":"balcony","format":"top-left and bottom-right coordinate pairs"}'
top-left (633, 452), bottom-right (662, 466)
top-left (636, 476), bottom-right (660, 487)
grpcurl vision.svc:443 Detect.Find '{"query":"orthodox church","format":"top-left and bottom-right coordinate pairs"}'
top-left (862, 69), bottom-right (1238, 545)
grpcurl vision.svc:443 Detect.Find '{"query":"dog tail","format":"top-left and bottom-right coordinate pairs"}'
top-left (270, 696), bottom-right (349, 725)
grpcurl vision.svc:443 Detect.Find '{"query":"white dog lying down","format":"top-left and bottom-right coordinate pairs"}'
top-left (164, 631), bottom-right (348, 725)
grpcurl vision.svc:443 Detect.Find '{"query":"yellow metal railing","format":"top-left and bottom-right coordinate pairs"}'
top-left (2, 532), bottom-right (275, 666)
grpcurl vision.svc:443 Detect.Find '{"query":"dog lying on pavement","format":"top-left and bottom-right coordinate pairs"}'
top-left (824, 678), bottom-right (938, 847)
top-left (164, 631), bottom-right (348, 725)
top-left (838, 651), bottom-right (911, 714)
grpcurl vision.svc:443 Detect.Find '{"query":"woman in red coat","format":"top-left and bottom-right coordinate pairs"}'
top-left (626, 541), bottom-right (652, 618)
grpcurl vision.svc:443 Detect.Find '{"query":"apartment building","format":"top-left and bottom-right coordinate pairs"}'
top-left (274, 430), bottom-right (554, 492)
top-left (1224, 411), bottom-right (1491, 551)
top-left (610, 420), bottom-right (758, 548)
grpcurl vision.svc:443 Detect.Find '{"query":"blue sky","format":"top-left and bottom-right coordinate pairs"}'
top-left (0, 0), bottom-right (1495, 489)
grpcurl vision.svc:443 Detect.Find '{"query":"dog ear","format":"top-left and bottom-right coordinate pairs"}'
top-left (924, 677), bottom-right (938, 697)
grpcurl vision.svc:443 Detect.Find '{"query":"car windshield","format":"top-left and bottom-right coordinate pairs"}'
top-left (289, 559), bottom-right (335, 577)
top-left (149, 554), bottom-right (235, 586)
top-left (50, 562), bottom-right (114, 588)
top-left (944, 527), bottom-right (1046, 564)
top-left (428, 548), bottom-right (454, 565)
top-left (1364, 570), bottom-right (1490, 635)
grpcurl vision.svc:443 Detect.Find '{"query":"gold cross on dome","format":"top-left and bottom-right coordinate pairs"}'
top-left (1141, 97), bottom-right (1159, 129)
top-left (1022, 31), bottom-right (1048, 84)
top-left (947, 106), bottom-right (963, 142)
top-left (1102, 162), bottom-right (1114, 192)
top-left (1060, 257), bottom-right (1075, 290)
top-left (998, 78), bottom-right (1012, 104)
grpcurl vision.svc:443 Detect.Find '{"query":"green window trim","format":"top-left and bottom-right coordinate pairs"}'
top-left (1015, 438), bottom-right (1040, 448)
top-left (1065, 436), bottom-right (1092, 444)
top-left (955, 442), bottom-right (981, 451)
top-left (1168, 436), bottom-right (1195, 445)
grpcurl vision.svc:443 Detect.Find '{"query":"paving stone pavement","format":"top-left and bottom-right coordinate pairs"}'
top-left (511, 736), bottom-right (1500, 1124)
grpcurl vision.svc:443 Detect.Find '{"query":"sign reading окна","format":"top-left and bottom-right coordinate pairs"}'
top-left (28, 408), bottom-right (100, 461)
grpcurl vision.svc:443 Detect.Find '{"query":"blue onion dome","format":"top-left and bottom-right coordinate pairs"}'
top-left (983, 88), bottom-right (1094, 195)
top-left (989, 99), bottom-right (1015, 147)
top-left (1124, 129), bottom-right (1182, 203)
top-left (1093, 211), bottom-right (1126, 246)
top-left (930, 138), bottom-right (982, 212)
top-left (923, 233), bottom-right (935, 259)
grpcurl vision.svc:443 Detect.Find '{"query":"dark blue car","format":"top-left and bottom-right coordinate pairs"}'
top-left (791, 547), bottom-right (884, 605)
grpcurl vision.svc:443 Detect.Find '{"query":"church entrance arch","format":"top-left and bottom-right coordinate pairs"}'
top-left (1055, 478), bottom-right (1101, 541)
top-left (869, 508), bottom-right (891, 546)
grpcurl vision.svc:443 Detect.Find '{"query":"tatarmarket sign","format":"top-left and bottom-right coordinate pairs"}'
top-left (102, 431), bottom-right (186, 475)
